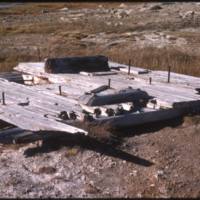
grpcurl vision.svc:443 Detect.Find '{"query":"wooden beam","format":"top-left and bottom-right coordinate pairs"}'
top-left (94, 108), bottom-right (183, 128)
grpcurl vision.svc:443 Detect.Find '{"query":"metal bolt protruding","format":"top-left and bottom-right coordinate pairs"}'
top-left (108, 78), bottom-right (111, 88)
top-left (167, 66), bottom-right (171, 83)
top-left (149, 77), bottom-right (152, 85)
top-left (2, 92), bottom-right (5, 105)
top-left (128, 59), bottom-right (131, 75)
top-left (59, 85), bottom-right (62, 95)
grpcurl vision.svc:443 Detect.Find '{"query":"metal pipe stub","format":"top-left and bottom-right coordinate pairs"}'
top-left (2, 92), bottom-right (5, 105)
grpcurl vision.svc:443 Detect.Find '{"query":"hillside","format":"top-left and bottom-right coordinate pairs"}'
top-left (0, 2), bottom-right (199, 198)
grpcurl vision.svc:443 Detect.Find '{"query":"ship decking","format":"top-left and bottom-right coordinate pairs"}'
top-left (0, 59), bottom-right (199, 143)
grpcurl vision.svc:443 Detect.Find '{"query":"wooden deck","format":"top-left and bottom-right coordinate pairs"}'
top-left (14, 61), bottom-right (200, 109)
top-left (0, 78), bottom-right (87, 135)
top-left (0, 60), bottom-right (199, 143)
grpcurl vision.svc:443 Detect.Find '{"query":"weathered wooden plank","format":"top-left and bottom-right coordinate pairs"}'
top-left (134, 70), bottom-right (200, 89)
top-left (0, 103), bottom-right (87, 134)
top-left (94, 107), bottom-right (182, 128)
top-left (14, 61), bottom-right (200, 90)
top-left (14, 61), bottom-right (200, 110)
top-left (0, 127), bottom-right (34, 144)
top-left (0, 78), bottom-right (87, 134)
top-left (90, 85), bottom-right (110, 94)
top-left (30, 73), bottom-right (200, 109)
top-left (79, 71), bottom-right (117, 76)
top-left (109, 61), bottom-right (150, 75)
top-left (0, 71), bottom-right (24, 83)
top-left (0, 78), bottom-right (82, 110)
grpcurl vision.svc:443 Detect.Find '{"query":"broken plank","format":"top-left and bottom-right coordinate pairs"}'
top-left (0, 103), bottom-right (87, 134)
top-left (0, 127), bottom-right (34, 144)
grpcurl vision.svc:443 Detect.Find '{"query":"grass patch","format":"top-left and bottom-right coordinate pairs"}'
top-left (0, 2), bottom-right (122, 16)
top-left (106, 46), bottom-right (200, 77)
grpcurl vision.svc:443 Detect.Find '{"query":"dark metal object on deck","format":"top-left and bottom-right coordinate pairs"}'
top-left (106, 108), bottom-right (115, 116)
top-left (108, 78), bottom-right (111, 88)
top-left (94, 108), bottom-right (101, 118)
top-left (83, 113), bottom-right (94, 122)
top-left (58, 111), bottom-right (69, 120)
top-left (69, 111), bottom-right (77, 120)
top-left (128, 59), bottom-right (131, 75)
top-left (168, 66), bottom-right (171, 83)
top-left (149, 77), bottom-right (152, 85)
top-left (2, 92), bottom-right (5, 105)
top-left (59, 85), bottom-right (62, 95)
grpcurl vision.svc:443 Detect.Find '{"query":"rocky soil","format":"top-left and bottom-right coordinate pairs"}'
top-left (0, 116), bottom-right (199, 198)
top-left (0, 2), bottom-right (200, 198)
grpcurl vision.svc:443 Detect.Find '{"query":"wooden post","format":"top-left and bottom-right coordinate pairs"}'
top-left (149, 77), bottom-right (152, 85)
top-left (2, 92), bottom-right (5, 105)
top-left (128, 59), bottom-right (131, 75)
top-left (59, 85), bottom-right (62, 95)
top-left (108, 78), bottom-right (111, 88)
top-left (167, 66), bottom-right (171, 83)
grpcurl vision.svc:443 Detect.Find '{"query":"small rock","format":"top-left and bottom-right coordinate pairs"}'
top-left (60, 7), bottom-right (69, 12)
top-left (166, 35), bottom-right (177, 40)
top-left (154, 170), bottom-right (165, 179)
top-left (149, 5), bottom-right (162, 11)
top-left (159, 186), bottom-right (168, 194)
top-left (181, 11), bottom-right (195, 19)
top-left (137, 192), bottom-right (142, 197)
top-left (119, 3), bottom-right (127, 8)
top-left (106, 21), bottom-right (112, 26)
top-left (130, 170), bottom-right (138, 176)
top-left (116, 10), bottom-right (130, 19)
top-left (41, 9), bottom-right (49, 14)
top-left (165, 165), bottom-right (169, 169)
top-left (38, 166), bottom-right (56, 174)
top-left (157, 170), bottom-right (164, 175)
top-left (81, 175), bottom-right (86, 181)
top-left (122, 160), bottom-right (126, 164)
top-left (60, 17), bottom-right (70, 22)
top-left (84, 182), bottom-right (99, 194)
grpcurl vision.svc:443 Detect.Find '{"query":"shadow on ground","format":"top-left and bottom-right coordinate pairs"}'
top-left (112, 116), bottom-right (184, 138)
top-left (23, 133), bottom-right (153, 167)
top-left (23, 116), bottom-right (184, 167)
top-left (0, 116), bottom-right (185, 167)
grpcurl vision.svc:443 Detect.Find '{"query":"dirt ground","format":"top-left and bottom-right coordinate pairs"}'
top-left (0, 115), bottom-right (199, 198)
top-left (0, 2), bottom-right (200, 198)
